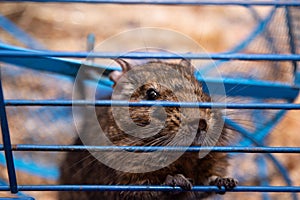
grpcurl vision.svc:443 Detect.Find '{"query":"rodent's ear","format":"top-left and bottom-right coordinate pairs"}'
top-left (112, 58), bottom-right (132, 72)
top-left (179, 59), bottom-right (192, 68)
top-left (109, 59), bottom-right (132, 87)
top-left (109, 71), bottom-right (123, 87)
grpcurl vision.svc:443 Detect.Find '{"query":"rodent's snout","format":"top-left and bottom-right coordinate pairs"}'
top-left (129, 107), bottom-right (152, 127)
top-left (130, 106), bottom-right (167, 127)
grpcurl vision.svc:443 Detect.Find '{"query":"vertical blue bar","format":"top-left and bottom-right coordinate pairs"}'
top-left (256, 156), bottom-right (270, 200)
top-left (87, 33), bottom-right (95, 52)
top-left (0, 69), bottom-right (18, 193)
top-left (284, 7), bottom-right (297, 74)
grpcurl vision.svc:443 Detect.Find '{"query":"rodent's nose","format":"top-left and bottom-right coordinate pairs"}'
top-left (189, 118), bottom-right (208, 146)
top-left (198, 119), bottom-right (208, 132)
top-left (189, 118), bottom-right (208, 132)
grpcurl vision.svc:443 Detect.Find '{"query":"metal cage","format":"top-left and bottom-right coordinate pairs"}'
top-left (0, 1), bottom-right (300, 200)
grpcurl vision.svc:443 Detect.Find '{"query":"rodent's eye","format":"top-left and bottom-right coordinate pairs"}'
top-left (146, 88), bottom-right (159, 100)
top-left (199, 119), bottom-right (207, 131)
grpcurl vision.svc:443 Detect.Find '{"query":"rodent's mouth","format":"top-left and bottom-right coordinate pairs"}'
top-left (190, 119), bottom-right (208, 146)
top-left (193, 130), bottom-right (206, 146)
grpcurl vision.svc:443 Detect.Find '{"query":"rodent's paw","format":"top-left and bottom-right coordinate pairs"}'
top-left (209, 177), bottom-right (238, 194)
top-left (164, 174), bottom-right (193, 190)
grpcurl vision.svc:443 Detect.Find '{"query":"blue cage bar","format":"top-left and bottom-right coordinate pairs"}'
top-left (0, 1), bottom-right (299, 200)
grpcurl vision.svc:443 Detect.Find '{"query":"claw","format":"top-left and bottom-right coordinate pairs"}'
top-left (164, 174), bottom-right (193, 190)
top-left (209, 177), bottom-right (238, 194)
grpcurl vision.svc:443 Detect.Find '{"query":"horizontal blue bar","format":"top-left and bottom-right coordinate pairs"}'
top-left (0, 152), bottom-right (58, 180)
top-left (4, 100), bottom-right (300, 110)
top-left (0, 185), bottom-right (299, 192)
top-left (3, 0), bottom-right (300, 6)
top-left (0, 43), bottom-right (119, 78)
top-left (0, 51), bottom-right (300, 61)
top-left (201, 78), bottom-right (299, 100)
top-left (4, 145), bottom-right (300, 153)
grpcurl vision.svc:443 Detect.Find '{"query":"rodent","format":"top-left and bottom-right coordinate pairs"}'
top-left (59, 59), bottom-right (238, 200)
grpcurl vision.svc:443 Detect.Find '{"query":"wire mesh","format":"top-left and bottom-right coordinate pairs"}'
top-left (0, 1), bottom-right (299, 200)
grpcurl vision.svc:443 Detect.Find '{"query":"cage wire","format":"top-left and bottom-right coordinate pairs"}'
top-left (203, 6), bottom-right (300, 200)
top-left (0, 1), bottom-right (299, 200)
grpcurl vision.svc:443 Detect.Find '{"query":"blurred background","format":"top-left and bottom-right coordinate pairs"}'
top-left (0, 2), bottom-right (299, 199)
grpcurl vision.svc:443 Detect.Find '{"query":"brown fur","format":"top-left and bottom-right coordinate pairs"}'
top-left (59, 60), bottom-right (236, 200)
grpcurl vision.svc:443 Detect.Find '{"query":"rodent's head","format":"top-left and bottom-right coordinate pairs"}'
top-left (109, 59), bottom-right (224, 147)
